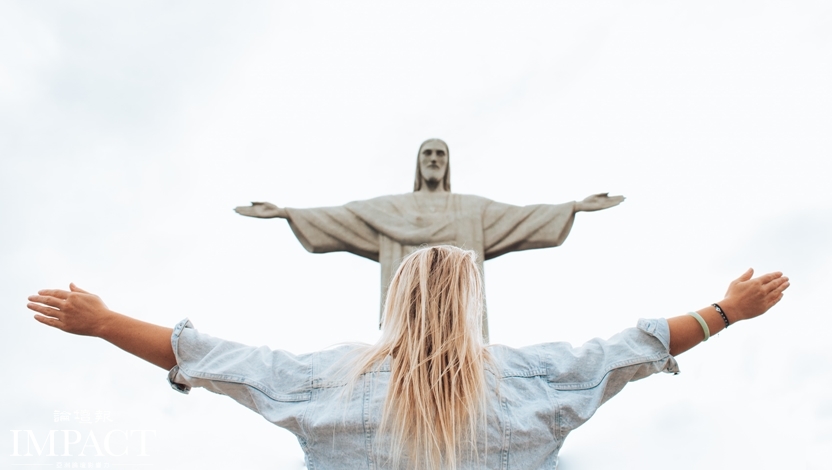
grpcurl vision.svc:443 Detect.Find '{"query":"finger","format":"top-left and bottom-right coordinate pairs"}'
top-left (33, 314), bottom-right (65, 330)
top-left (766, 276), bottom-right (789, 294)
top-left (773, 280), bottom-right (790, 294)
top-left (731, 268), bottom-right (753, 286)
top-left (765, 282), bottom-right (788, 302)
top-left (27, 294), bottom-right (65, 309)
top-left (69, 283), bottom-right (89, 294)
top-left (768, 292), bottom-right (785, 308)
top-left (610, 196), bottom-right (625, 205)
top-left (27, 302), bottom-right (64, 320)
top-left (37, 289), bottom-right (70, 300)
top-left (757, 271), bottom-right (783, 285)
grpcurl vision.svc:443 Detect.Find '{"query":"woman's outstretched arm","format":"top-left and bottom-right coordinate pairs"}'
top-left (668, 269), bottom-right (790, 356)
top-left (28, 283), bottom-right (176, 370)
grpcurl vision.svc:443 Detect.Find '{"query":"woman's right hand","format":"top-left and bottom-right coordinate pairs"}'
top-left (28, 283), bottom-right (113, 337)
top-left (29, 283), bottom-right (177, 369)
top-left (719, 268), bottom-right (790, 324)
top-left (233, 202), bottom-right (287, 219)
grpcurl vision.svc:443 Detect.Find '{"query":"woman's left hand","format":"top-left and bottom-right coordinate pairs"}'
top-left (719, 269), bottom-right (790, 323)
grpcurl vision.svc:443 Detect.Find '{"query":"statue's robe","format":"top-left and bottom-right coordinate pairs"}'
top-left (285, 193), bottom-right (576, 342)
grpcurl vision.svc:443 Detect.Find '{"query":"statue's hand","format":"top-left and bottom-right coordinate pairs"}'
top-left (234, 202), bottom-right (287, 219)
top-left (575, 193), bottom-right (625, 212)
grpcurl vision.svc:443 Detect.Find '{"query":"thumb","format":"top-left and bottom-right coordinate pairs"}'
top-left (736, 268), bottom-right (754, 283)
top-left (69, 283), bottom-right (90, 294)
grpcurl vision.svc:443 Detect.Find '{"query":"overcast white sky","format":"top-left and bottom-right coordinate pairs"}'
top-left (2, 1), bottom-right (830, 469)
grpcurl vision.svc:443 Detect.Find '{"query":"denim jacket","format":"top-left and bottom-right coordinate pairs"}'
top-left (168, 318), bottom-right (679, 469)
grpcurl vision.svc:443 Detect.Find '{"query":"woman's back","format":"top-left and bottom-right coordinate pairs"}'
top-left (168, 316), bottom-right (677, 469)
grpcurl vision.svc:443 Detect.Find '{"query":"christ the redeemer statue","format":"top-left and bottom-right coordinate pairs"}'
top-left (235, 139), bottom-right (623, 341)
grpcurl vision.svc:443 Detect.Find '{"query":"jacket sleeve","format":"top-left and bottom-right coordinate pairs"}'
top-left (542, 318), bottom-right (680, 434)
top-left (167, 319), bottom-right (311, 436)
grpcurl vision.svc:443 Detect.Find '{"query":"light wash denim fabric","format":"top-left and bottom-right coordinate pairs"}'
top-left (168, 318), bottom-right (679, 469)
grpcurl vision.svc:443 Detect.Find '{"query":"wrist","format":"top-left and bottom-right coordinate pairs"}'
top-left (94, 310), bottom-right (121, 339)
top-left (715, 298), bottom-right (742, 325)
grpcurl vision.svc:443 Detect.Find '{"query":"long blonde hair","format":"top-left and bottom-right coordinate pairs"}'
top-left (349, 245), bottom-right (490, 469)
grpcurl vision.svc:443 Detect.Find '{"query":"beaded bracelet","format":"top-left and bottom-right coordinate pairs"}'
top-left (687, 311), bottom-right (710, 342)
top-left (712, 303), bottom-right (730, 328)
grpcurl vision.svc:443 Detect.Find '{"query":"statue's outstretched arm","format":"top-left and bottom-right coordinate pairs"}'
top-left (234, 202), bottom-right (288, 219)
top-left (574, 193), bottom-right (625, 212)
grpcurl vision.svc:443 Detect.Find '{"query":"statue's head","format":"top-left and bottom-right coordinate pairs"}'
top-left (413, 138), bottom-right (451, 192)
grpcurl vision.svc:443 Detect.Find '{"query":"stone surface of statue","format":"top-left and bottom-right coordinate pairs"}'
top-left (235, 139), bottom-right (624, 342)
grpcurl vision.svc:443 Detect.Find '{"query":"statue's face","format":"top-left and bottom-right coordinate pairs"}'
top-left (418, 141), bottom-right (448, 185)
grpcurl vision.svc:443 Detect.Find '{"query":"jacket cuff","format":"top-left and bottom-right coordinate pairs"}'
top-left (167, 318), bottom-right (195, 394)
top-left (637, 318), bottom-right (680, 374)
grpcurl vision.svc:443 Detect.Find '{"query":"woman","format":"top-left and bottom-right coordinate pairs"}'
top-left (28, 245), bottom-right (789, 469)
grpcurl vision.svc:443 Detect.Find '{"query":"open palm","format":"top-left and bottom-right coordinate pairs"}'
top-left (576, 193), bottom-right (625, 212)
top-left (234, 202), bottom-right (286, 219)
